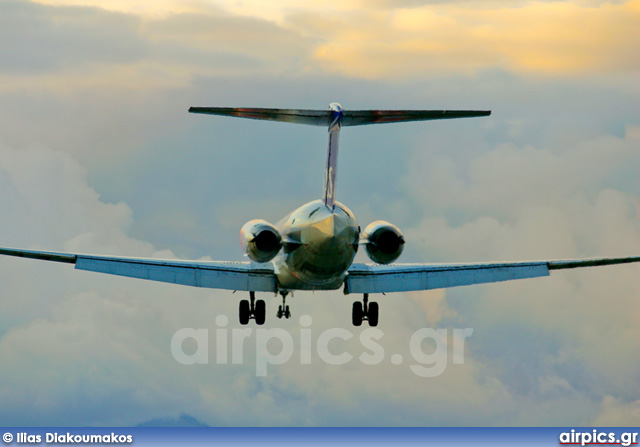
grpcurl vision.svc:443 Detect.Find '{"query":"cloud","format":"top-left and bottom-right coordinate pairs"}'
top-left (1, 119), bottom-right (638, 425)
top-left (7, 0), bottom-right (638, 92)
top-left (400, 123), bottom-right (640, 419)
top-left (0, 142), bottom-right (509, 426)
top-left (136, 413), bottom-right (209, 427)
top-left (0, 1), bottom-right (314, 94)
top-left (33, 0), bottom-right (214, 17)
top-left (0, 1), bottom-right (146, 74)
top-left (0, 0), bottom-right (638, 429)
top-left (593, 396), bottom-right (640, 426)
top-left (403, 127), bottom-right (640, 231)
top-left (306, 1), bottom-right (640, 78)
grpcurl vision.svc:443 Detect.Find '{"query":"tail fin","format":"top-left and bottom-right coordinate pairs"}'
top-left (188, 106), bottom-right (491, 126)
top-left (323, 103), bottom-right (342, 209)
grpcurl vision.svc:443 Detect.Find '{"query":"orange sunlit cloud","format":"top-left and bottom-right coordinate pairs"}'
top-left (309, 1), bottom-right (640, 78)
top-left (28, 0), bottom-right (640, 80)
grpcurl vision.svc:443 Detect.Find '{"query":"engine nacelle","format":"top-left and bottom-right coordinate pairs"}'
top-left (362, 221), bottom-right (405, 264)
top-left (240, 219), bottom-right (283, 263)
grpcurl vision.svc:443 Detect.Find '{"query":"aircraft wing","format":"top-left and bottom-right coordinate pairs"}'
top-left (0, 247), bottom-right (277, 292)
top-left (345, 257), bottom-right (640, 294)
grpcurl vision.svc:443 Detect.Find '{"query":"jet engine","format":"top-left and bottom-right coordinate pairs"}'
top-left (240, 219), bottom-right (283, 263)
top-left (362, 221), bottom-right (405, 264)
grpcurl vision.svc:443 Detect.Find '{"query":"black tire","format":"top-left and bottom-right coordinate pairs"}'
top-left (352, 301), bottom-right (363, 326)
top-left (368, 301), bottom-right (379, 327)
top-left (255, 300), bottom-right (266, 325)
top-left (239, 299), bottom-right (250, 325)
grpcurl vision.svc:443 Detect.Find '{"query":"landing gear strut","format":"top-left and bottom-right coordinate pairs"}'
top-left (276, 291), bottom-right (291, 319)
top-left (239, 291), bottom-right (266, 325)
top-left (352, 293), bottom-right (379, 327)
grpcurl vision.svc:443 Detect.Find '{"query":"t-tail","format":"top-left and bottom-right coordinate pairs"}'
top-left (189, 103), bottom-right (491, 210)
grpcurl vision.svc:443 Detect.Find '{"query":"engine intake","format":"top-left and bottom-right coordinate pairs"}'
top-left (363, 221), bottom-right (405, 264)
top-left (240, 219), bottom-right (282, 263)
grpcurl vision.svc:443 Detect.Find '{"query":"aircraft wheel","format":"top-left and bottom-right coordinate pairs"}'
top-left (285, 305), bottom-right (291, 319)
top-left (352, 301), bottom-right (363, 326)
top-left (255, 300), bottom-right (266, 325)
top-left (239, 299), bottom-right (250, 325)
top-left (368, 302), bottom-right (379, 327)
top-left (277, 305), bottom-right (283, 319)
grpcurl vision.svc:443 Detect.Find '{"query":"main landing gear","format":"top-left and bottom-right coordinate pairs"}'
top-left (239, 291), bottom-right (266, 325)
top-left (352, 293), bottom-right (379, 327)
top-left (238, 291), bottom-right (292, 324)
top-left (277, 291), bottom-right (291, 319)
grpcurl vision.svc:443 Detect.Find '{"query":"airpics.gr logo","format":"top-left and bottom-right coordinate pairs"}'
top-left (559, 430), bottom-right (638, 446)
top-left (170, 315), bottom-right (473, 377)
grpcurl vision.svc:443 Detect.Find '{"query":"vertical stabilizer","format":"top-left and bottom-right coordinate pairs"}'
top-left (323, 103), bottom-right (342, 210)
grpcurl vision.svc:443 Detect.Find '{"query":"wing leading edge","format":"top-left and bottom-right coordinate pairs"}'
top-left (0, 247), bottom-right (276, 292)
top-left (345, 257), bottom-right (640, 294)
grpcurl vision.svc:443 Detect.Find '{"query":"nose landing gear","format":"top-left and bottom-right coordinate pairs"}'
top-left (352, 293), bottom-right (378, 327)
top-left (239, 291), bottom-right (266, 325)
top-left (276, 291), bottom-right (291, 319)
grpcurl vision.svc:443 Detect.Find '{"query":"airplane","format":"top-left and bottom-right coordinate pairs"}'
top-left (1, 103), bottom-right (638, 327)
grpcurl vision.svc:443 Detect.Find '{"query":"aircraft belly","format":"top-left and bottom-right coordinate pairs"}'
top-left (282, 244), bottom-right (354, 290)
top-left (275, 252), bottom-right (348, 290)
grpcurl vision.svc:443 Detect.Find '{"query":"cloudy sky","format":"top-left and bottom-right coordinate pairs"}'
top-left (0, 0), bottom-right (638, 427)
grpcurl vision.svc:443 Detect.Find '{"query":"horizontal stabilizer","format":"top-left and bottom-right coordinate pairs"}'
top-left (341, 109), bottom-right (491, 126)
top-left (189, 107), bottom-right (491, 127)
top-left (189, 107), bottom-right (332, 126)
